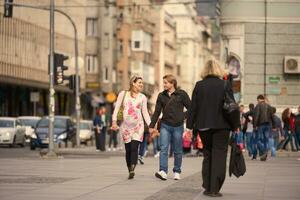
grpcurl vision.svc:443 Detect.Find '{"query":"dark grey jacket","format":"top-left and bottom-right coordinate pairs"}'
top-left (253, 102), bottom-right (274, 127)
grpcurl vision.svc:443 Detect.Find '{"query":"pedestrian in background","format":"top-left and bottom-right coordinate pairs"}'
top-left (269, 107), bottom-right (284, 157)
top-left (111, 76), bottom-right (151, 179)
top-left (295, 106), bottom-right (300, 147)
top-left (281, 108), bottom-right (299, 151)
top-left (149, 74), bottom-right (191, 181)
top-left (98, 106), bottom-right (109, 151)
top-left (243, 103), bottom-right (255, 158)
top-left (108, 128), bottom-right (118, 151)
top-left (93, 108), bottom-right (102, 152)
top-left (138, 118), bottom-right (150, 165)
top-left (187, 59), bottom-right (239, 197)
top-left (253, 94), bottom-right (275, 161)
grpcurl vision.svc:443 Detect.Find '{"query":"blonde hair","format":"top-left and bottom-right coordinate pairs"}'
top-left (129, 75), bottom-right (142, 91)
top-left (200, 59), bottom-right (226, 79)
top-left (163, 74), bottom-right (177, 89)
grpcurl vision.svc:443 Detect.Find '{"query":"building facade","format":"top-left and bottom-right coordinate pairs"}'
top-left (220, 0), bottom-right (300, 109)
top-left (0, 0), bottom-right (87, 117)
top-left (164, 0), bottom-right (212, 96)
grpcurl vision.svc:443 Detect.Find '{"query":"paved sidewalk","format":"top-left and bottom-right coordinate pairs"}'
top-left (0, 148), bottom-right (299, 200)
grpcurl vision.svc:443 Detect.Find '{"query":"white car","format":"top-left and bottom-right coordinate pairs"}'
top-left (79, 120), bottom-right (93, 143)
top-left (0, 117), bottom-right (26, 147)
top-left (17, 116), bottom-right (41, 142)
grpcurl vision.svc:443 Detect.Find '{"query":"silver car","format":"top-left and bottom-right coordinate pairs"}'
top-left (17, 116), bottom-right (41, 142)
top-left (0, 117), bottom-right (26, 147)
top-left (79, 120), bottom-right (93, 143)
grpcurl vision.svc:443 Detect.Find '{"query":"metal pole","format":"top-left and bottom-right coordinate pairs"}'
top-left (47, 0), bottom-right (57, 157)
top-left (264, 0), bottom-right (267, 96)
top-left (53, 10), bottom-right (80, 147)
top-left (74, 30), bottom-right (80, 147)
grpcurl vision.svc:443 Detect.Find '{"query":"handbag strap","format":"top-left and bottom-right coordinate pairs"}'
top-left (162, 94), bottom-right (176, 115)
top-left (120, 91), bottom-right (127, 107)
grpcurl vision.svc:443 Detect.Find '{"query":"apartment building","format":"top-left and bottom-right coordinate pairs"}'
top-left (0, 0), bottom-right (86, 117)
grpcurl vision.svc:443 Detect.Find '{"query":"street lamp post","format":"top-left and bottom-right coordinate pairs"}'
top-left (47, 0), bottom-right (56, 157)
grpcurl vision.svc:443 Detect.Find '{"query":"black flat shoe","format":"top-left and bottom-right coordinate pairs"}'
top-left (203, 190), bottom-right (210, 195)
top-left (128, 171), bottom-right (135, 179)
top-left (207, 192), bottom-right (223, 197)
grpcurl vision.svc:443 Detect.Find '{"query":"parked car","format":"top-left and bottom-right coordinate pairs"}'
top-left (79, 120), bottom-right (93, 143)
top-left (30, 116), bottom-right (76, 150)
top-left (17, 116), bottom-right (41, 142)
top-left (0, 117), bottom-right (26, 147)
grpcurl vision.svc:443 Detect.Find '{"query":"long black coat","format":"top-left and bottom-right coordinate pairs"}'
top-left (187, 76), bottom-right (231, 130)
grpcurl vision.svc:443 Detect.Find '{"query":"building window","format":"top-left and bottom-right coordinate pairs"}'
top-left (103, 66), bottom-right (109, 82)
top-left (86, 18), bottom-right (98, 36)
top-left (134, 41), bottom-right (140, 49)
top-left (103, 33), bottom-right (109, 49)
top-left (86, 55), bottom-right (98, 74)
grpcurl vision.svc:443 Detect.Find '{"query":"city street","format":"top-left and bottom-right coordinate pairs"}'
top-left (0, 147), bottom-right (299, 200)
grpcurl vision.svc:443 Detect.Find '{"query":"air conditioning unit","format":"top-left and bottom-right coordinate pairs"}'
top-left (284, 56), bottom-right (300, 74)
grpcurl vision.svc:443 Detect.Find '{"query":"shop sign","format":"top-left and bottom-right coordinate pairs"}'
top-left (268, 76), bottom-right (280, 84)
top-left (106, 92), bottom-right (117, 103)
top-left (86, 82), bottom-right (100, 89)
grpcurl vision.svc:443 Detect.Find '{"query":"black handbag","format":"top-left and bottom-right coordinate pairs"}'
top-left (223, 80), bottom-right (240, 130)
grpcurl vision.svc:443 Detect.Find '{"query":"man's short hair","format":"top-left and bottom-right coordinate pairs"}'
top-left (257, 94), bottom-right (265, 100)
top-left (163, 74), bottom-right (177, 88)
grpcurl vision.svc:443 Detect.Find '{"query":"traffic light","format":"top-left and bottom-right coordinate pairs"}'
top-left (54, 53), bottom-right (69, 85)
top-left (4, 0), bottom-right (13, 18)
top-left (68, 74), bottom-right (80, 92)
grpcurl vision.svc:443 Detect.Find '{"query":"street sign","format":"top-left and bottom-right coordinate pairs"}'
top-left (30, 92), bottom-right (39, 102)
top-left (268, 76), bottom-right (280, 84)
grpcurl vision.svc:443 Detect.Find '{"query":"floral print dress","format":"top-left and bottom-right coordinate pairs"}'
top-left (112, 91), bottom-right (151, 143)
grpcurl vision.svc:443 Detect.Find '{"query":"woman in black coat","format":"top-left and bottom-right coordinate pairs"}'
top-left (187, 59), bottom-right (239, 197)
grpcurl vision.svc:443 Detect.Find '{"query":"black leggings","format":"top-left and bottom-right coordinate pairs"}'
top-left (125, 140), bottom-right (140, 168)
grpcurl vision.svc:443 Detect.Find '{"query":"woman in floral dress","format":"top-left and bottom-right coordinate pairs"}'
top-left (111, 76), bottom-right (151, 179)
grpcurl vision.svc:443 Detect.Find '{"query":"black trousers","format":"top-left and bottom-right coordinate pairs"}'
top-left (125, 140), bottom-right (140, 169)
top-left (109, 130), bottom-right (118, 148)
top-left (200, 129), bottom-right (230, 193)
top-left (95, 130), bottom-right (101, 150)
top-left (99, 127), bottom-right (106, 151)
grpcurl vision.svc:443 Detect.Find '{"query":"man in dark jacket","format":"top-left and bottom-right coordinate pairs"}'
top-left (253, 94), bottom-right (274, 161)
top-left (149, 74), bottom-right (191, 181)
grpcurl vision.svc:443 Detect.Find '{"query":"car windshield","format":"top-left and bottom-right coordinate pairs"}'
top-left (37, 118), bottom-right (67, 129)
top-left (54, 118), bottom-right (67, 129)
top-left (80, 123), bottom-right (91, 130)
top-left (0, 120), bottom-right (14, 128)
top-left (19, 119), bottom-right (39, 127)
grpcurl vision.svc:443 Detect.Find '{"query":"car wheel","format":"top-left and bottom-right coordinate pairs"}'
top-left (9, 136), bottom-right (16, 148)
top-left (30, 144), bottom-right (36, 150)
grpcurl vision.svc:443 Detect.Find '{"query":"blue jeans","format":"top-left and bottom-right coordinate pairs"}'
top-left (236, 131), bottom-right (244, 145)
top-left (257, 124), bottom-right (271, 156)
top-left (138, 131), bottom-right (149, 157)
top-left (268, 137), bottom-right (276, 157)
top-left (246, 132), bottom-right (253, 156)
top-left (159, 123), bottom-right (184, 173)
